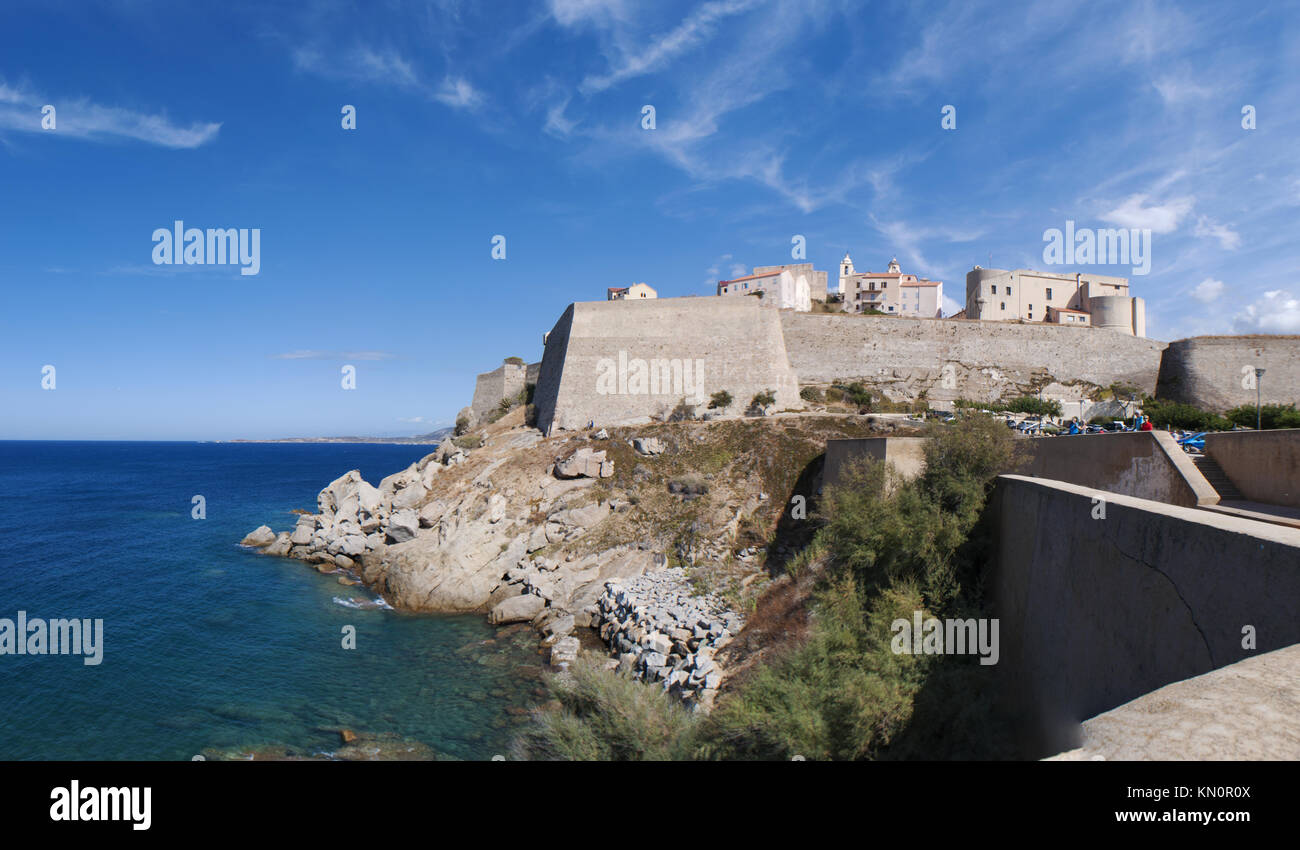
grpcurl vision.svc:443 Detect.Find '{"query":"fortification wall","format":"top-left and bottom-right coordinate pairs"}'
top-left (780, 313), bottom-right (1166, 405)
top-left (470, 359), bottom-right (540, 423)
top-left (990, 475), bottom-right (1300, 757)
top-left (534, 297), bottom-right (802, 434)
top-left (1157, 335), bottom-right (1300, 410)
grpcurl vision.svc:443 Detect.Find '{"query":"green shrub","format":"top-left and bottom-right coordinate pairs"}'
top-left (703, 415), bottom-right (1021, 760)
top-left (799, 386), bottom-right (824, 403)
top-left (1142, 399), bottom-right (1231, 431)
top-left (824, 387), bottom-right (844, 403)
top-left (516, 656), bottom-right (702, 761)
top-left (1004, 396), bottom-right (1061, 418)
top-left (454, 413), bottom-right (471, 436)
top-left (709, 390), bottom-right (733, 410)
top-left (1225, 403), bottom-right (1300, 430)
top-left (452, 433), bottom-right (483, 449)
top-left (750, 390), bottom-right (776, 410)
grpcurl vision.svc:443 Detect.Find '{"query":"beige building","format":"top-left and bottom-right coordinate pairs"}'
top-left (607, 282), bottom-right (657, 300)
top-left (837, 254), bottom-right (944, 318)
top-left (965, 266), bottom-right (1145, 336)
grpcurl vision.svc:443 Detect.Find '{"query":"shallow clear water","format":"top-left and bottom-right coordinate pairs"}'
top-left (0, 441), bottom-right (543, 760)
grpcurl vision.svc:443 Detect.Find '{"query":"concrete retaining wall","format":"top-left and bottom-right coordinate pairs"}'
top-left (989, 475), bottom-right (1300, 757)
top-left (1020, 431), bottom-right (1216, 507)
top-left (1157, 335), bottom-right (1300, 410)
top-left (780, 312), bottom-right (1166, 405)
top-left (823, 436), bottom-right (927, 489)
top-left (534, 297), bottom-right (802, 434)
top-left (1204, 429), bottom-right (1300, 507)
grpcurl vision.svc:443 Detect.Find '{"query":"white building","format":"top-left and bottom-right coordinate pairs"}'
top-left (717, 268), bottom-right (812, 311)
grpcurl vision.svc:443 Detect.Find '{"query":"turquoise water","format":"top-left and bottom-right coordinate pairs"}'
top-left (0, 442), bottom-right (544, 760)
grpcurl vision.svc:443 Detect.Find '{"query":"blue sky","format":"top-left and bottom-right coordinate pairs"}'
top-left (2, 0), bottom-right (1297, 440)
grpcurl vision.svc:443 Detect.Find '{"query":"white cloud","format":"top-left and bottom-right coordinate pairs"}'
top-left (1191, 277), bottom-right (1225, 302)
top-left (0, 80), bottom-right (219, 148)
top-left (543, 98), bottom-right (576, 136)
top-left (434, 76), bottom-right (483, 109)
top-left (293, 46), bottom-right (483, 110)
top-left (1193, 215), bottom-right (1241, 250)
top-left (1101, 193), bottom-right (1194, 234)
top-left (579, 0), bottom-right (760, 94)
top-left (1233, 290), bottom-right (1300, 334)
top-left (1152, 75), bottom-right (1218, 104)
top-left (548, 0), bottom-right (630, 28)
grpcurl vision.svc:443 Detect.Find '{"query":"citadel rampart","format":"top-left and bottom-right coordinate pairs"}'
top-left (1157, 335), bottom-right (1300, 411)
top-left (534, 297), bottom-right (801, 435)
top-left (470, 358), bottom-right (541, 423)
top-left (781, 312), bottom-right (1167, 405)
top-left (480, 300), bottom-right (1300, 434)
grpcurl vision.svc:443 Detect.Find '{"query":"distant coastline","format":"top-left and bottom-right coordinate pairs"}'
top-left (222, 427), bottom-right (452, 445)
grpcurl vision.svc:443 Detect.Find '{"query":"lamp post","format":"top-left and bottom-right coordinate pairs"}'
top-left (1255, 368), bottom-right (1266, 430)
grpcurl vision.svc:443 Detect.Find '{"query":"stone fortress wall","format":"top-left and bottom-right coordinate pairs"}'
top-left (470, 358), bottom-right (541, 423)
top-left (781, 312), bottom-right (1167, 406)
top-left (1157, 335), bottom-right (1300, 411)
top-left (473, 300), bottom-right (1300, 434)
top-left (533, 297), bottom-right (802, 435)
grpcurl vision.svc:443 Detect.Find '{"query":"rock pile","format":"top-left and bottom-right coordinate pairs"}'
top-left (239, 441), bottom-right (466, 571)
top-left (596, 568), bottom-right (743, 711)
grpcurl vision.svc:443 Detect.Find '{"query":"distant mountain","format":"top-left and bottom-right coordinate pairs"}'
top-left (226, 426), bottom-right (453, 444)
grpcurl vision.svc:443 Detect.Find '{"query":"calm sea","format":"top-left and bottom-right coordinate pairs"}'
top-left (0, 441), bottom-right (542, 761)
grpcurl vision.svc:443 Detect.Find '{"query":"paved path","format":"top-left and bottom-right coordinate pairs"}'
top-left (1048, 645), bottom-right (1300, 760)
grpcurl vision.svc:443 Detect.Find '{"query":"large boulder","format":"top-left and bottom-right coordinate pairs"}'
top-left (318, 470), bottom-right (363, 514)
top-left (264, 532), bottom-right (293, 557)
top-left (392, 482), bottom-right (426, 511)
top-left (356, 482), bottom-right (383, 516)
top-left (386, 509), bottom-right (420, 544)
top-left (240, 525), bottom-right (276, 547)
top-left (488, 594), bottom-right (545, 624)
top-left (633, 437), bottom-right (665, 456)
top-left (290, 518), bottom-right (316, 546)
top-left (554, 448), bottom-right (613, 479)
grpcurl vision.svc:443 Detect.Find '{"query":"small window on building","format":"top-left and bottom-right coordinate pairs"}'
top-left (1007, 286), bottom-right (1012, 296)
top-left (991, 285), bottom-right (998, 294)
top-left (1046, 288), bottom-right (1053, 299)
top-left (1000, 302), bottom-right (1006, 310)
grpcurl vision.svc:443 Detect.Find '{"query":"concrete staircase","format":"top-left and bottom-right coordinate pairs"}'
top-left (1191, 454), bottom-right (1244, 501)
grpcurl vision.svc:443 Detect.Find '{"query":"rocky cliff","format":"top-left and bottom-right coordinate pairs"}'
top-left (242, 407), bottom-right (909, 701)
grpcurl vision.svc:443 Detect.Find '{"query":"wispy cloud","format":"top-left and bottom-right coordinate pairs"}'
top-left (0, 80), bottom-right (219, 148)
top-left (434, 76), bottom-right (482, 109)
top-left (292, 44), bottom-right (483, 110)
top-left (1193, 215), bottom-right (1241, 250)
top-left (578, 0), bottom-right (760, 94)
